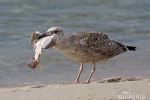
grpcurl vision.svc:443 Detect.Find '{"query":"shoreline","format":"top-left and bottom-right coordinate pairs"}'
top-left (0, 77), bottom-right (150, 100)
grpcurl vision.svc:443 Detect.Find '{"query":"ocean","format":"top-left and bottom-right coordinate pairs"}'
top-left (0, 0), bottom-right (150, 85)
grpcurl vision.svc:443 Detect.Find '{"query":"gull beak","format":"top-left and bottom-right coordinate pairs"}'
top-left (38, 33), bottom-right (48, 40)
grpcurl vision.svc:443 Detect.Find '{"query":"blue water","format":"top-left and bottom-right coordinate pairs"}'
top-left (0, 0), bottom-right (150, 85)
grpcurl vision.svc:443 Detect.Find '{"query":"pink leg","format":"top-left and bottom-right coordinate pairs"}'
top-left (84, 63), bottom-right (96, 84)
top-left (75, 63), bottom-right (84, 83)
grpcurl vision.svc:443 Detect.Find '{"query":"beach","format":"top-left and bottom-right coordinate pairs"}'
top-left (0, 77), bottom-right (149, 100)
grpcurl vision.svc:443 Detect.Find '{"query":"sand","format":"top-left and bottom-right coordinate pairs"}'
top-left (0, 77), bottom-right (150, 100)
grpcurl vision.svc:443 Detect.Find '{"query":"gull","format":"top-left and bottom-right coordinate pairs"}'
top-left (27, 27), bottom-right (136, 84)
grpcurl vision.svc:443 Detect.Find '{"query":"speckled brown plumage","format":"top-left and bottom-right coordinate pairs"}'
top-left (54, 31), bottom-right (127, 63)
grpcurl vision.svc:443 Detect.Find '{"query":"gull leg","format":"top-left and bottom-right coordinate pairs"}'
top-left (75, 63), bottom-right (84, 84)
top-left (83, 63), bottom-right (96, 84)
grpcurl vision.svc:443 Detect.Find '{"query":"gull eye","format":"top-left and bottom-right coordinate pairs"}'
top-left (54, 30), bottom-right (58, 33)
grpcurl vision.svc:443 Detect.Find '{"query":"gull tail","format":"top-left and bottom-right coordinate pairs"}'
top-left (126, 46), bottom-right (137, 51)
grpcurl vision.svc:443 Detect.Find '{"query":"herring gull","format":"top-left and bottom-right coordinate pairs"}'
top-left (27, 27), bottom-right (136, 84)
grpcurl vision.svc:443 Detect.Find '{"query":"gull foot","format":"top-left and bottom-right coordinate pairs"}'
top-left (82, 81), bottom-right (90, 84)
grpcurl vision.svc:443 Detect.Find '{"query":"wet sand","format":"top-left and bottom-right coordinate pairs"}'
top-left (0, 77), bottom-right (149, 100)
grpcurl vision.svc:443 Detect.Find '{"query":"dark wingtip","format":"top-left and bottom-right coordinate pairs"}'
top-left (127, 46), bottom-right (137, 51)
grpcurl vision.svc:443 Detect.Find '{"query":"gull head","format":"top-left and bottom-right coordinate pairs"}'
top-left (46, 26), bottom-right (65, 41)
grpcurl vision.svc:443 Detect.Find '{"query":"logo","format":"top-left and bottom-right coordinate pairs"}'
top-left (117, 91), bottom-right (146, 100)
top-left (110, 86), bottom-right (148, 100)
